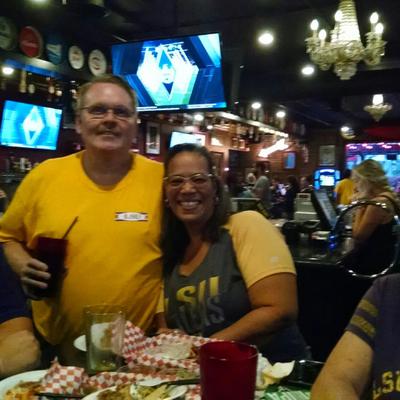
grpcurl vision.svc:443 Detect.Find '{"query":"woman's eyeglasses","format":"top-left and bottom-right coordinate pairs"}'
top-left (164, 173), bottom-right (214, 188)
top-left (81, 105), bottom-right (135, 119)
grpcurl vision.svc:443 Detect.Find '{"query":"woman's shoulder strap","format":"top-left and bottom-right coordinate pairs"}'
top-left (378, 193), bottom-right (400, 216)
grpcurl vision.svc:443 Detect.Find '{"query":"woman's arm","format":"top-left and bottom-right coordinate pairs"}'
top-left (210, 272), bottom-right (297, 342)
top-left (311, 331), bottom-right (372, 399)
top-left (0, 317), bottom-right (41, 378)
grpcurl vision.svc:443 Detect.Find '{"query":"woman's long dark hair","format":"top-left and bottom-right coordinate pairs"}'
top-left (161, 144), bottom-right (231, 275)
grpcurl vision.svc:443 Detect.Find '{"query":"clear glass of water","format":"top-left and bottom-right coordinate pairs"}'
top-left (84, 305), bottom-right (125, 374)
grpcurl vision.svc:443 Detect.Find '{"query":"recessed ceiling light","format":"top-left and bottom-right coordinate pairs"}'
top-left (276, 110), bottom-right (286, 118)
top-left (341, 126), bottom-right (350, 133)
top-left (2, 66), bottom-right (14, 75)
top-left (194, 113), bottom-right (204, 122)
top-left (258, 32), bottom-right (274, 46)
top-left (251, 102), bottom-right (262, 110)
top-left (207, 125), bottom-right (213, 130)
top-left (301, 65), bottom-right (315, 76)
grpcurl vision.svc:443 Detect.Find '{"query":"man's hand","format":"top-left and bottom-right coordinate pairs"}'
top-left (20, 258), bottom-right (51, 300)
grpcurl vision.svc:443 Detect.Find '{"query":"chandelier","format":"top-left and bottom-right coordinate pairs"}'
top-left (364, 94), bottom-right (392, 122)
top-left (305, 0), bottom-right (386, 80)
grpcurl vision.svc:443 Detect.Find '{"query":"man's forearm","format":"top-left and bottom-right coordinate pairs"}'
top-left (3, 241), bottom-right (31, 276)
top-left (311, 375), bottom-right (360, 400)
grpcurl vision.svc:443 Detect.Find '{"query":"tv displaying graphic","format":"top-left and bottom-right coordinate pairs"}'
top-left (0, 100), bottom-right (63, 150)
top-left (345, 142), bottom-right (400, 192)
top-left (112, 33), bottom-right (227, 112)
top-left (169, 131), bottom-right (206, 147)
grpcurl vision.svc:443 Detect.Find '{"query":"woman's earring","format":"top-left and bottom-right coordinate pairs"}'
top-left (164, 198), bottom-right (169, 207)
top-left (215, 196), bottom-right (220, 204)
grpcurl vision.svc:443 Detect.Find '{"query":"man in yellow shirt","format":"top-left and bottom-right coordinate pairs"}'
top-left (334, 169), bottom-right (354, 206)
top-left (0, 75), bottom-right (164, 361)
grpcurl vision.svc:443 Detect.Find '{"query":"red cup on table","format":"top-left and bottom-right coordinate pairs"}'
top-left (199, 341), bottom-right (258, 400)
top-left (34, 236), bottom-right (67, 297)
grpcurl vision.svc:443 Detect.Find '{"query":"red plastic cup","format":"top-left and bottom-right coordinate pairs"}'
top-left (199, 341), bottom-right (258, 400)
top-left (34, 236), bottom-right (67, 297)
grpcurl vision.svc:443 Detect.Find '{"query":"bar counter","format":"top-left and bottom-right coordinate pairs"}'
top-left (289, 239), bottom-right (372, 362)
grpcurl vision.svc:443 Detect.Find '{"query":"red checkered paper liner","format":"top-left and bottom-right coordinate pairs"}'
top-left (123, 322), bottom-right (214, 373)
top-left (41, 361), bottom-right (201, 398)
top-left (41, 323), bottom-right (212, 397)
top-left (41, 362), bottom-right (86, 395)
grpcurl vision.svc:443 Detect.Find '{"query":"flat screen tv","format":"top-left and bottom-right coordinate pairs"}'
top-left (112, 32), bottom-right (227, 112)
top-left (169, 131), bottom-right (206, 147)
top-left (345, 142), bottom-right (400, 192)
top-left (0, 100), bottom-right (63, 150)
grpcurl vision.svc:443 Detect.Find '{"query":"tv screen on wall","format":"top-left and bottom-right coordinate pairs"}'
top-left (112, 32), bottom-right (227, 112)
top-left (169, 131), bottom-right (206, 147)
top-left (0, 100), bottom-right (63, 150)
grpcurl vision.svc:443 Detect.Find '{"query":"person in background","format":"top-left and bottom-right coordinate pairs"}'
top-left (283, 175), bottom-right (300, 219)
top-left (343, 159), bottom-right (400, 274)
top-left (252, 162), bottom-right (271, 210)
top-left (300, 175), bottom-right (314, 193)
top-left (246, 170), bottom-right (256, 186)
top-left (334, 168), bottom-right (354, 206)
top-left (0, 250), bottom-right (40, 377)
top-left (155, 144), bottom-right (308, 362)
top-left (0, 188), bottom-right (7, 215)
top-left (311, 274), bottom-right (400, 400)
top-left (0, 74), bottom-right (164, 363)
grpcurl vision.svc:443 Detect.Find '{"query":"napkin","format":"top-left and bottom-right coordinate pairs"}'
top-left (256, 356), bottom-right (295, 389)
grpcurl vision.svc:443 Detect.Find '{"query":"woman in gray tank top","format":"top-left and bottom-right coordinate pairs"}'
top-left (155, 144), bottom-right (308, 362)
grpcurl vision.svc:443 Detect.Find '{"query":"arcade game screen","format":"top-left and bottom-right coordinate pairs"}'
top-left (346, 142), bottom-right (400, 193)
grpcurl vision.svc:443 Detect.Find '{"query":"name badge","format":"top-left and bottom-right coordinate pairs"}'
top-left (115, 212), bottom-right (148, 222)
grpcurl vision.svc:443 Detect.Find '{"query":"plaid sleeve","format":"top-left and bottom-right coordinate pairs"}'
top-left (346, 280), bottom-right (381, 349)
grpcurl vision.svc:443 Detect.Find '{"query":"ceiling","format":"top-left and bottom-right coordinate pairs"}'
top-left (2, 0), bottom-right (400, 133)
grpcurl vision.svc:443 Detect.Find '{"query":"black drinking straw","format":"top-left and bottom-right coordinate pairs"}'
top-left (62, 216), bottom-right (79, 239)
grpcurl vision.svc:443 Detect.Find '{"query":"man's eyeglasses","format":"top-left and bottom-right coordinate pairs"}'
top-left (81, 105), bottom-right (135, 120)
top-left (164, 173), bottom-right (214, 188)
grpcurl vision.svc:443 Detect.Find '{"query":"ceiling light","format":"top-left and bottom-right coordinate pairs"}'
top-left (340, 125), bottom-right (356, 139)
top-left (194, 113), bottom-right (204, 122)
top-left (276, 110), bottom-right (286, 119)
top-left (301, 65), bottom-right (315, 76)
top-left (341, 126), bottom-right (350, 133)
top-left (258, 139), bottom-right (288, 158)
top-left (364, 94), bottom-right (392, 121)
top-left (2, 66), bottom-right (14, 76)
top-left (207, 125), bottom-right (213, 130)
top-left (306, 1), bottom-right (386, 80)
top-left (258, 32), bottom-right (274, 46)
top-left (251, 102), bottom-right (262, 110)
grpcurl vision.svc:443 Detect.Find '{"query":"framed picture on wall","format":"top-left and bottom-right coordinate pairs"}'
top-left (319, 144), bottom-right (335, 166)
top-left (145, 122), bottom-right (160, 155)
top-left (283, 151), bottom-right (296, 169)
top-left (210, 151), bottom-right (223, 176)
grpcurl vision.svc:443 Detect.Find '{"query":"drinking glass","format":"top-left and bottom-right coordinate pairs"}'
top-left (84, 305), bottom-right (125, 374)
top-left (199, 341), bottom-right (258, 400)
top-left (35, 236), bottom-right (67, 297)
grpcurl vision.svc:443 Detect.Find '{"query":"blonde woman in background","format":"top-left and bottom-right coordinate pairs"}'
top-left (340, 159), bottom-right (400, 274)
top-left (351, 159), bottom-right (399, 255)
